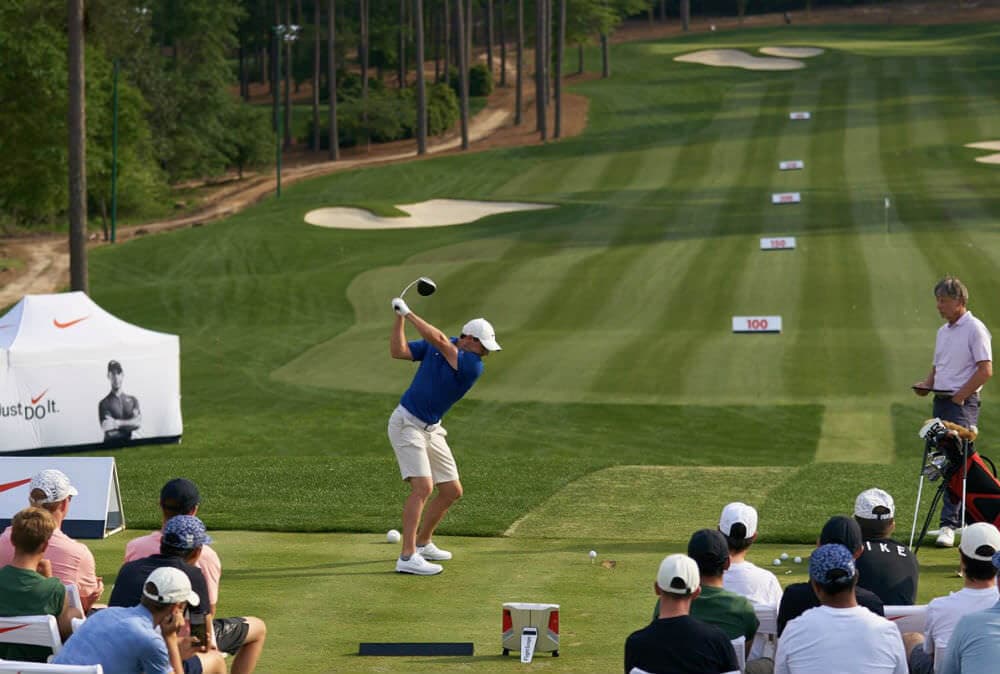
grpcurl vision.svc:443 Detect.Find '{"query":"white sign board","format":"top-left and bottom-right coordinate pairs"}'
top-left (779, 160), bottom-right (804, 170)
top-left (771, 192), bottom-right (801, 204)
top-left (732, 316), bottom-right (782, 333)
top-left (0, 457), bottom-right (124, 538)
top-left (760, 237), bottom-right (797, 250)
top-left (0, 293), bottom-right (182, 453)
top-left (789, 111), bottom-right (811, 120)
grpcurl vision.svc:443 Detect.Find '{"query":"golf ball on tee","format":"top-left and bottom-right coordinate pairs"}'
top-left (386, 529), bottom-right (401, 544)
top-left (589, 550), bottom-right (597, 560)
top-left (780, 552), bottom-right (789, 560)
top-left (794, 556), bottom-right (803, 564)
top-left (773, 558), bottom-right (782, 566)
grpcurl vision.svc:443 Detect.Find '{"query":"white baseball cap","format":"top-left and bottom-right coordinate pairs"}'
top-left (719, 502), bottom-right (758, 539)
top-left (461, 318), bottom-right (501, 352)
top-left (854, 488), bottom-right (895, 520)
top-left (29, 469), bottom-right (79, 505)
top-left (960, 522), bottom-right (1000, 562)
top-left (143, 567), bottom-right (200, 607)
top-left (656, 554), bottom-right (700, 596)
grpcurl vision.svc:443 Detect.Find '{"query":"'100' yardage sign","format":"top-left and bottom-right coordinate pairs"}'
top-left (760, 237), bottom-right (796, 250)
top-left (733, 316), bottom-right (782, 333)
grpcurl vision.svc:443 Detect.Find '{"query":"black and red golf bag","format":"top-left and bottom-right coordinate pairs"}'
top-left (946, 451), bottom-right (1000, 528)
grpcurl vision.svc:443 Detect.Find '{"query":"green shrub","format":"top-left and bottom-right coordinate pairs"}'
top-left (427, 83), bottom-right (459, 136)
top-left (469, 63), bottom-right (493, 97)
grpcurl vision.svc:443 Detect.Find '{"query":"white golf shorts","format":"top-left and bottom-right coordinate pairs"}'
top-left (388, 405), bottom-right (459, 483)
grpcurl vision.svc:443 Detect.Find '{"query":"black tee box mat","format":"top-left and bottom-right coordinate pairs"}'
top-left (358, 642), bottom-right (474, 656)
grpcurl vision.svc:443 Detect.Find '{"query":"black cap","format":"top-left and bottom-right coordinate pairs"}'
top-left (687, 529), bottom-right (730, 567)
top-left (160, 478), bottom-right (200, 514)
top-left (820, 516), bottom-right (863, 554)
top-left (108, 360), bottom-right (123, 373)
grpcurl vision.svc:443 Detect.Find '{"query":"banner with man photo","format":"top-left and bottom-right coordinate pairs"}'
top-left (0, 292), bottom-right (182, 453)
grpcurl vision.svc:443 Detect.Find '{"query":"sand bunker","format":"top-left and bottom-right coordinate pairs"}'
top-left (674, 49), bottom-right (804, 71)
top-left (759, 47), bottom-right (825, 58)
top-left (304, 199), bottom-right (556, 230)
top-left (966, 141), bottom-right (1000, 165)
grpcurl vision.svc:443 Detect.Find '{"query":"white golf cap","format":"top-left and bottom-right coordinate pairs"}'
top-left (656, 553), bottom-right (699, 596)
top-left (960, 522), bottom-right (1000, 562)
top-left (143, 567), bottom-right (200, 607)
top-left (462, 318), bottom-right (501, 352)
top-left (29, 469), bottom-right (78, 505)
top-left (719, 502), bottom-right (758, 539)
top-left (854, 488), bottom-right (895, 520)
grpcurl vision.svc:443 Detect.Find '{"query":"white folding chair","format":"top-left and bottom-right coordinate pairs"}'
top-left (933, 641), bottom-right (947, 674)
top-left (731, 635), bottom-right (747, 673)
top-left (753, 603), bottom-right (779, 660)
top-left (884, 604), bottom-right (927, 635)
top-left (0, 615), bottom-right (63, 656)
top-left (0, 661), bottom-right (103, 673)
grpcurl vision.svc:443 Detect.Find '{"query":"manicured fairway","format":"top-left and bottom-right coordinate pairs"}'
top-left (61, 20), bottom-right (1000, 671)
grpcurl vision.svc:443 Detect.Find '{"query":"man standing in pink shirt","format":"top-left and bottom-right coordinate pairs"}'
top-left (0, 469), bottom-right (104, 611)
top-left (913, 276), bottom-right (993, 548)
top-left (125, 478), bottom-right (222, 610)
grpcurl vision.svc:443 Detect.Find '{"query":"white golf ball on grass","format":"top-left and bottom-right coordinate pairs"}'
top-left (780, 552), bottom-right (789, 560)
top-left (772, 558), bottom-right (782, 566)
top-left (386, 529), bottom-right (401, 544)
top-left (794, 556), bottom-right (803, 564)
top-left (589, 550), bottom-right (597, 560)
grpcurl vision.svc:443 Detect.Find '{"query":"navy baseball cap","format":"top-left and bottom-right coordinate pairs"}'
top-left (162, 515), bottom-right (213, 550)
top-left (820, 516), bottom-right (863, 553)
top-left (160, 478), bottom-right (200, 513)
top-left (687, 529), bottom-right (730, 567)
top-left (809, 543), bottom-right (856, 585)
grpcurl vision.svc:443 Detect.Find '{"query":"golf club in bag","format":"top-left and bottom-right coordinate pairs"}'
top-left (910, 418), bottom-right (1000, 553)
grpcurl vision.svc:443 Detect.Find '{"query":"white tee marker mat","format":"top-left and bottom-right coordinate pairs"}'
top-left (789, 111), bottom-right (811, 119)
top-left (779, 160), bottom-right (804, 170)
top-left (733, 316), bottom-right (782, 333)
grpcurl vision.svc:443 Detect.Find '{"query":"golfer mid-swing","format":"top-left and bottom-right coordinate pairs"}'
top-left (388, 295), bottom-right (501, 575)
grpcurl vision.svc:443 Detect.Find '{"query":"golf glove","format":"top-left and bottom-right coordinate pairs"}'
top-left (392, 297), bottom-right (411, 317)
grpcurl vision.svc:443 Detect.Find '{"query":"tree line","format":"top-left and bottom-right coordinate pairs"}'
top-left (3, 0), bottom-right (680, 233)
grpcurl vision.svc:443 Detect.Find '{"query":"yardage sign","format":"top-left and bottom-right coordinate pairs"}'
top-left (760, 237), bottom-right (796, 250)
top-left (789, 111), bottom-right (811, 120)
top-left (779, 160), bottom-right (804, 170)
top-left (771, 192), bottom-right (801, 204)
top-left (733, 316), bottom-right (782, 333)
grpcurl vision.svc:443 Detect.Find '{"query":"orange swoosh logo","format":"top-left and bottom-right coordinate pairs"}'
top-left (31, 389), bottom-right (48, 405)
top-left (53, 315), bottom-right (89, 329)
top-left (0, 478), bottom-right (31, 494)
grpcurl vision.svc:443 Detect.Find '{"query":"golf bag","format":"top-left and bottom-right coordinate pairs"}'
top-left (945, 451), bottom-right (1000, 528)
top-left (918, 418), bottom-right (1000, 529)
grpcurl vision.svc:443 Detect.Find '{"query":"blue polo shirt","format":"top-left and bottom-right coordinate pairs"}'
top-left (52, 604), bottom-right (172, 674)
top-left (399, 338), bottom-right (483, 424)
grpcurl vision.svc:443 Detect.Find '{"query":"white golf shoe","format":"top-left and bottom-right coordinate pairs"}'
top-left (396, 552), bottom-right (443, 575)
top-left (416, 541), bottom-right (453, 561)
top-left (936, 526), bottom-right (955, 548)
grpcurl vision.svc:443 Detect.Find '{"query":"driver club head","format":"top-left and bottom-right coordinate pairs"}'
top-left (416, 277), bottom-right (436, 296)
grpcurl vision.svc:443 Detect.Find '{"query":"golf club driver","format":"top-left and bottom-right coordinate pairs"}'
top-left (400, 276), bottom-right (437, 299)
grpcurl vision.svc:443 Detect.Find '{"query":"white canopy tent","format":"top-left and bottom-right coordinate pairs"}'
top-left (0, 292), bottom-right (182, 453)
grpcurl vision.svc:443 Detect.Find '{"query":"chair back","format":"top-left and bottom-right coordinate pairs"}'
top-left (933, 642), bottom-right (947, 674)
top-left (0, 662), bottom-right (103, 673)
top-left (752, 603), bottom-right (779, 659)
top-left (731, 635), bottom-right (746, 673)
top-left (0, 614), bottom-right (62, 654)
top-left (884, 604), bottom-right (927, 634)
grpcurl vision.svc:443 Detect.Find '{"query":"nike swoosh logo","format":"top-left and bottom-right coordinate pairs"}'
top-left (0, 623), bottom-right (28, 634)
top-left (0, 478), bottom-right (31, 494)
top-left (53, 316), bottom-right (89, 329)
top-left (31, 389), bottom-right (48, 405)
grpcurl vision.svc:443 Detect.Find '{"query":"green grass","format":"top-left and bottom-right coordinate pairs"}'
top-left (18, 20), bottom-right (1000, 673)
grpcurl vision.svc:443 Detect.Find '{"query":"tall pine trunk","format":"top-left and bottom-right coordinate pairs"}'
top-left (514, 0), bottom-right (522, 124)
top-left (486, 0), bottom-right (493, 77)
top-left (457, 0), bottom-right (469, 148)
top-left (68, 0), bottom-right (87, 290)
top-left (361, 0), bottom-right (370, 151)
top-left (554, 0), bottom-right (564, 138)
top-left (284, 0), bottom-right (293, 147)
top-left (498, 0), bottom-right (506, 86)
top-left (535, 0), bottom-right (546, 138)
top-left (399, 0), bottom-right (407, 87)
top-left (312, 1), bottom-right (321, 150)
top-left (328, 0), bottom-right (340, 159)
top-left (415, 0), bottom-right (427, 153)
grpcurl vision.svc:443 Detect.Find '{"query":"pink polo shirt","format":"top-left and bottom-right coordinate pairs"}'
top-left (934, 310), bottom-right (992, 392)
top-left (0, 526), bottom-right (104, 602)
top-left (124, 531), bottom-right (221, 607)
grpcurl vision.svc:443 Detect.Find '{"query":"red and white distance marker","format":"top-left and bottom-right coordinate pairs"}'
top-left (789, 111), bottom-right (811, 120)
top-left (771, 192), bottom-right (801, 204)
top-left (732, 316), bottom-right (782, 333)
top-left (760, 237), bottom-right (796, 250)
top-left (779, 160), bottom-right (804, 170)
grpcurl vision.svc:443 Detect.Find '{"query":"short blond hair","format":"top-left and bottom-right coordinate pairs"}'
top-left (11, 507), bottom-right (56, 554)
